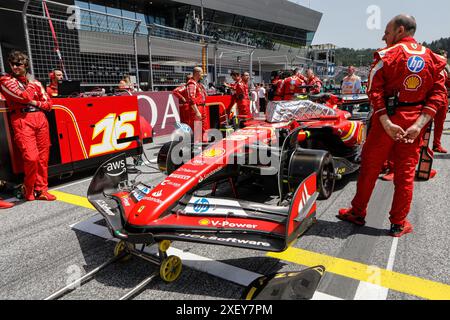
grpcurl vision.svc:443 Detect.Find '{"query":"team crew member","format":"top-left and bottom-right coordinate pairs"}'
top-left (305, 69), bottom-right (322, 94)
top-left (46, 68), bottom-right (63, 97)
top-left (432, 49), bottom-right (449, 153)
top-left (270, 71), bottom-right (285, 101)
top-left (224, 70), bottom-right (241, 112)
top-left (0, 50), bottom-right (56, 202)
top-left (186, 67), bottom-right (207, 139)
top-left (235, 72), bottom-right (252, 119)
top-left (172, 74), bottom-right (192, 126)
top-left (338, 15), bottom-right (447, 237)
top-left (341, 66), bottom-right (362, 95)
top-left (280, 68), bottom-right (306, 101)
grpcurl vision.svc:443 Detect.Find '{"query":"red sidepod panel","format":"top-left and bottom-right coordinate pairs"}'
top-left (126, 123), bottom-right (288, 227)
top-left (52, 96), bottom-right (141, 164)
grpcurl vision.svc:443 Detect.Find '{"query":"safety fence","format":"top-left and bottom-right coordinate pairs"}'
top-left (20, 1), bottom-right (335, 91)
top-left (23, 0), bottom-right (140, 90)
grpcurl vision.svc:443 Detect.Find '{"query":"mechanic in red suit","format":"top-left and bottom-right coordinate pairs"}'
top-left (305, 69), bottom-right (322, 95)
top-left (270, 71), bottom-right (285, 101)
top-left (224, 70), bottom-right (241, 115)
top-left (382, 49), bottom-right (449, 181)
top-left (0, 93), bottom-right (14, 209)
top-left (338, 15), bottom-right (447, 237)
top-left (0, 50), bottom-right (56, 202)
top-left (172, 74), bottom-right (192, 126)
top-left (280, 68), bottom-right (306, 100)
top-left (46, 68), bottom-right (63, 98)
top-left (235, 72), bottom-right (252, 119)
top-left (186, 67), bottom-right (207, 140)
top-left (432, 49), bottom-right (449, 153)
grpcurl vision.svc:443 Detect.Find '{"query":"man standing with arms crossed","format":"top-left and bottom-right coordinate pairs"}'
top-left (0, 50), bottom-right (56, 202)
top-left (338, 15), bottom-right (447, 237)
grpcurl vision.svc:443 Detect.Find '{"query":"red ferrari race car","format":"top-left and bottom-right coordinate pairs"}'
top-left (86, 95), bottom-right (368, 282)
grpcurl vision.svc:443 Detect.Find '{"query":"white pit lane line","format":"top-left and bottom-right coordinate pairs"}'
top-left (71, 214), bottom-right (342, 300)
top-left (354, 237), bottom-right (399, 300)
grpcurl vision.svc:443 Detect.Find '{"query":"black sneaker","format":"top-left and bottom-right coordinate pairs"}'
top-left (389, 220), bottom-right (413, 238)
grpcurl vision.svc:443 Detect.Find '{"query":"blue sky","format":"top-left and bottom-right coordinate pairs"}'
top-left (289, 0), bottom-right (450, 49)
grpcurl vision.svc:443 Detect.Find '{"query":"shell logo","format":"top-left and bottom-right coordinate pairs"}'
top-left (199, 219), bottom-right (210, 226)
top-left (137, 206), bottom-right (146, 213)
top-left (202, 148), bottom-right (226, 158)
top-left (404, 75), bottom-right (422, 91)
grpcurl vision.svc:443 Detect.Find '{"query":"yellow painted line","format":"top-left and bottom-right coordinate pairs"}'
top-left (268, 247), bottom-right (450, 300)
top-left (51, 190), bottom-right (450, 300)
top-left (49, 190), bottom-right (95, 210)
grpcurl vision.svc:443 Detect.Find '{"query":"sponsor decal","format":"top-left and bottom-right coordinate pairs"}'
top-left (192, 159), bottom-right (206, 166)
top-left (160, 180), bottom-right (182, 188)
top-left (407, 56), bottom-right (425, 73)
top-left (411, 43), bottom-right (418, 50)
top-left (170, 174), bottom-right (192, 180)
top-left (152, 190), bottom-right (163, 198)
top-left (198, 167), bottom-right (223, 183)
top-left (199, 218), bottom-right (210, 226)
top-left (178, 234), bottom-right (271, 247)
top-left (104, 159), bottom-right (126, 177)
top-left (198, 219), bottom-right (258, 229)
top-left (136, 184), bottom-right (151, 195)
top-left (144, 197), bottom-right (163, 204)
top-left (137, 206), bottom-right (146, 213)
top-left (404, 75), bottom-right (422, 91)
top-left (95, 200), bottom-right (115, 217)
top-left (202, 148), bottom-right (226, 158)
top-left (194, 198), bottom-right (210, 213)
top-left (121, 196), bottom-right (131, 207)
top-left (178, 167), bottom-right (198, 174)
top-left (131, 190), bottom-right (145, 202)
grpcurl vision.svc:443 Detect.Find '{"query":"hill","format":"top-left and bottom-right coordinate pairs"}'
top-left (335, 36), bottom-right (450, 67)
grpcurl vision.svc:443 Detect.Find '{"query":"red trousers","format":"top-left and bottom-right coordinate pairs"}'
top-left (11, 111), bottom-right (51, 193)
top-left (180, 104), bottom-right (207, 142)
top-left (351, 109), bottom-right (424, 225)
top-left (237, 100), bottom-right (252, 119)
top-left (433, 101), bottom-right (448, 148)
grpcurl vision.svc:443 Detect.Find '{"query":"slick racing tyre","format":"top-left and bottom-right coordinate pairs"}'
top-left (317, 153), bottom-right (335, 200)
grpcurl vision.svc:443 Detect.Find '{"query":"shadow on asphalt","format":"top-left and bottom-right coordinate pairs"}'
top-left (306, 219), bottom-right (388, 239)
top-left (71, 230), bottom-right (245, 299)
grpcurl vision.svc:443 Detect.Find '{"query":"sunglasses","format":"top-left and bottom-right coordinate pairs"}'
top-left (11, 62), bottom-right (25, 67)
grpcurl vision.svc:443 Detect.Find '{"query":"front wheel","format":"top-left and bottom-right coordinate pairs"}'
top-left (317, 154), bottom-right (335, 200)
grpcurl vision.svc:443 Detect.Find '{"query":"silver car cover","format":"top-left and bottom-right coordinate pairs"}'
top-left (266, 100), bottom-right (337, 123)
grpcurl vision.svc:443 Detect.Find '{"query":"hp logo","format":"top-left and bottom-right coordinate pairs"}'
top-left (407, 56), bottom-right (425, 73)
top-left (193, 198), bottom-right (210, 213)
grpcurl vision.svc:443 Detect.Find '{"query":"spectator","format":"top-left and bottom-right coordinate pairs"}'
top-left (258, 83), bottom-right (267, 113)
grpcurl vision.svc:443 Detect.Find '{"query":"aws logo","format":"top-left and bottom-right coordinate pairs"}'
top-left (104, 159), bottom-right (126, 177)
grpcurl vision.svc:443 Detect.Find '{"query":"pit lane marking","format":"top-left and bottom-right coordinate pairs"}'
top-left (53, 190), bottom-right (450, 300)
top-left (268, 247), bottom-right (450, 300)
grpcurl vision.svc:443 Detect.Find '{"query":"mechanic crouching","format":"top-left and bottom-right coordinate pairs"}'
top-left (0, 50), bottom-right (57, 203)
top-left (338, 15), bottom-right (447, 237)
